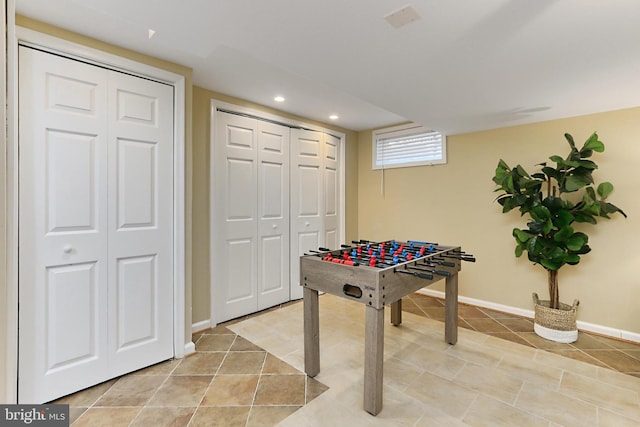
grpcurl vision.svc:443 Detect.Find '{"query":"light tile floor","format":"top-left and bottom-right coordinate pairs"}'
top-left (55, 322), bottom-right (328, 426)
top-left (57, 293), bottom-right (640, 426)
top-left (404, 293), bottom-right (640, 377)
top-left (230, 294), bottom-right (640, 426)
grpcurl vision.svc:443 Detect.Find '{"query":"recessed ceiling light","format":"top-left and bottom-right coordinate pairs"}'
top-left (274, 96), bottom-right (285, 102)
top-left (329, 114), bottom-right (339, 120)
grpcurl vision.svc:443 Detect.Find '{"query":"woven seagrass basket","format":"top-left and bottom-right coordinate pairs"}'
top-left (532, 292), bottom-right (579, 331)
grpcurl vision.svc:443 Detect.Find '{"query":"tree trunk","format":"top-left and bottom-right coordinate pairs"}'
top-left (548, 269), bottom-right (559, 309)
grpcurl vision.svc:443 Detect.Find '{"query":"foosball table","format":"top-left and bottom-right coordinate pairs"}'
top-left (300, 239), bottom-right (475, 415)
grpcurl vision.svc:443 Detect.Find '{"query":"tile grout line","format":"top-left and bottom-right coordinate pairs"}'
top-left (187, 332), bottom-right (239, 426)
top-left (244, 344), bottom-right (269, 427)
top-left (458, 392), bottom-right (480, 424)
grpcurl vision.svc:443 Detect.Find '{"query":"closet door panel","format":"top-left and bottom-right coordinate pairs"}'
top-left (107, 72), bottom-right (174, 374)
top-left (212, 112), bottom-right (258, 321)
top-left (323, 133), bottom-right (340, 251)
top-left (257, 121), bottom-right (290, 309)
top-left (18, 46), bottom-right (109, 403)
top-left (290, 129), bottom-right (324, 300)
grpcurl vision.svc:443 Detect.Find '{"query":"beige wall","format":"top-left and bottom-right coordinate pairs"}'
top-left (358, 107), bottom-right (640, 333)
top-left (191, 86), bottom-right (359, 323)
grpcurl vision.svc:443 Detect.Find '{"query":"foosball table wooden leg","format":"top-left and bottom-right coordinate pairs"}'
top-left (363, 305), bottom-right (384, 415)
top-left (390, 299), bottom-right (402, 326)
top-left (304, 287), bottom-right (320, 377)
top-left (445, 273), bottom-right (459, 345)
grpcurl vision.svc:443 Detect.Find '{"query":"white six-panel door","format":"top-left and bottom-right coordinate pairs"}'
top-left (323, 133), bottom-right (340, 250)
top-left (257, 121), bottom-right (290, 310)
top-left (212, 112), bottom-right (290, 322)
top-left (106, 70), bottom-right (174, 374)
top-left (213, 113), bottom-right (259, 321)
top-left (290, 129), bottom-right (340, 300)
top-left (18, 46), bottom-right (174, 403)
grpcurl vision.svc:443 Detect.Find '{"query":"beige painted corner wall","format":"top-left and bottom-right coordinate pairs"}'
top-left (191, 86), bottom-right (359, 324)
top-left (357, 107), bottom-right (640, 334)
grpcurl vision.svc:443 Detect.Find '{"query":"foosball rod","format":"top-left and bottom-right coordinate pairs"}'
top-left (406, 240), bottom-right (477, 261)
top-left (405, 263), bottom-right (451, 277)
top-left (337, 249), bottom-right (455, 275)
top-left (394, 269), bottom-right (434, 281)
top-left (304, 250), bottom-right (361, 266)
top-left (342, 244), bottom-right (458, 267)
top-left (345, 241), bottom-right (476, 263)
top-left (354, 239), bottom-right (473, 259)
top-left (440, 254), bottom-right (476, 262)
top-left (348, 241), bottom-right (443, 259)
top-left (354, 240), bottom-right (442, 252)
top-left (358, 239), bottom-right (440, 247)
top-left (346, 251), bottom-right (455, 272)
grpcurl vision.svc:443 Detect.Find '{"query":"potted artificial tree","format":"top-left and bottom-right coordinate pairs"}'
top-left (492, 132), bottom-right (626, 343)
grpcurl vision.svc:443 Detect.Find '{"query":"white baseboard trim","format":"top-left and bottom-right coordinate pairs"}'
top-left (416, 288), bottom-right (640, 344)
top-left (417, 288), bottom-right (535, 318)
top-left (192, 319), bottom-right (212, 334)
top-left (184, 341), bottom-right (196, 357)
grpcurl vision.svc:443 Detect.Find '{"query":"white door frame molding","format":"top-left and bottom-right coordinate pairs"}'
top-left (0, 0), bottom-right (13, 405)
top-left (3, 26), bottom-right (188, 403)
top-left (209, 99), bottom-right (346, 327)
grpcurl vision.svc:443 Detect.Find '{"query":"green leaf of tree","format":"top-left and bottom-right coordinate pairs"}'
top-left (552, 210), bottom-right (573, 228)
top-left (554, 225), bottom-right (574, 242)
top-left (549, 155), bottom-right (565, 165)
top-left (564, 174), bottom-right (591, 192)
top-left (566, 232), bottom-right (588, 251)
top-left (597, 182), bottom-right (614, 199)
top-left (564, 133), bottom-right (577, 149)
top-left (565, 253), bottom-right (581, 264)
top-left (582, 132), bottom-right (605, 153)
top-left (515, 245), bottom-right (524, 257)
top-left (513, 228), bottom-right (534, 243)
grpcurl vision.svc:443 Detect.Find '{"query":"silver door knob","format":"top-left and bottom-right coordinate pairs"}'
top-left (63, 245), bottom-right (73, 254)
top-left (305, 222), bottom-right (310, 227)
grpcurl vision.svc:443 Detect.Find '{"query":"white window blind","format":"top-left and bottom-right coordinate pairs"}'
top-left (372, 124), bottom-right (446, 170)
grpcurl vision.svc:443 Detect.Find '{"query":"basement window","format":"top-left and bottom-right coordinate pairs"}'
top-left (372, 123), bottom-right (446, 170)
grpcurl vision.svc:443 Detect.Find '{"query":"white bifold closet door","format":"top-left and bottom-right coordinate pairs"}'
top-left (212, 112), bottom-right (290, 323)
top-left (18, 46), bottom-right (174, 403)
top-left (290, 130), bottom-right (341, 300)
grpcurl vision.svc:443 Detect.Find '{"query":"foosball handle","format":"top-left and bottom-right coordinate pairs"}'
top-left (427, 259), bottom-right (456, 267)
top-left (394, 269), bottom-right (433, 281)
top-left (432, 269), bottom-right (451, 277)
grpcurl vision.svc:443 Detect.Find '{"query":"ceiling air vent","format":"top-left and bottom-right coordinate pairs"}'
top-left (384, 5), bottom-right (421, 29)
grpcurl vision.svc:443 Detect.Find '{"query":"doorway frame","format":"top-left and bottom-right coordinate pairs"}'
top-left (208, 99), bottom-right (346, 327)
top-left (3, 26), bottom-right (188, 403)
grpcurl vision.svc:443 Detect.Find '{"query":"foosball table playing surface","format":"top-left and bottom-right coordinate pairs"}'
top-left (300, 239), bottom-right (475, 416)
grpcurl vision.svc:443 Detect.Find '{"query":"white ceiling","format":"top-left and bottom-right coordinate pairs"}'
top-left (15, 0), bottom-right (640, 134)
